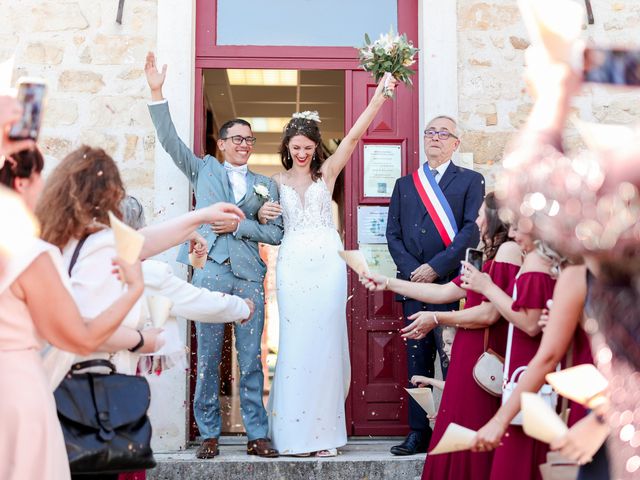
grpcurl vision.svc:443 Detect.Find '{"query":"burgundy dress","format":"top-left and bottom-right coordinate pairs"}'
top-left (422, 260), bottom-right (520, 480)
top-left (489, 272), bottom-right (556, 480)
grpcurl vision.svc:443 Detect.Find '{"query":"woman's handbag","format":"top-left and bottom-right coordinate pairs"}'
top-left (502, 323), bottom-right (558, 425)
top-left (54, 359), bottom-right (156, 474)
top-left (472, 328), bottom-right (505, 397)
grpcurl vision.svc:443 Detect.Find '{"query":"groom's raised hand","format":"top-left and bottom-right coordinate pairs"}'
top-left (145, 51), bottom-right (167, 101)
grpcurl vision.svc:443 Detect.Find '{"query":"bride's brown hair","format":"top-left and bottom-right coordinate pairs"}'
top-left (279, 117), bottom-right (326, 181)
top-left (36, 145), bottom-right (126, 249)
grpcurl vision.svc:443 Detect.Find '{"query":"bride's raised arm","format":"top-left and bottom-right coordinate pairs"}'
top-left (321, 74), bottom-right (397, 185)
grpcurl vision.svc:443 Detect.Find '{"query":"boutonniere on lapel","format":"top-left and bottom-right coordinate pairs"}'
top-left (253, 183), bottom-right (271, 202)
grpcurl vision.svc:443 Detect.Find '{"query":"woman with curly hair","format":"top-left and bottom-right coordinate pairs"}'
top-left (0, 147), bottom-right (145, 480)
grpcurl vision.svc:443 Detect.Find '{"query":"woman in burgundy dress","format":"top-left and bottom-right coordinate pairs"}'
top-left (361, 192), bottom-right (522, 479)
top-left (461, 225), bottom-right (569, 480)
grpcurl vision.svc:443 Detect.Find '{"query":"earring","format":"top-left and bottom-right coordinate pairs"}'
top-left (288, 150), bottom-right (292, 161)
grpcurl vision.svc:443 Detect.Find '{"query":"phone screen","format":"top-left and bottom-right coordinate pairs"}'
top-left (465, 248), bottom-right (484, 271)
top-left (8, 81), bottom-right (47, 141)
top-left (584, 47), bottom-right (640, 86)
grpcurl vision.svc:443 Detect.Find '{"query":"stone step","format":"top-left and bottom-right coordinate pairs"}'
top-left (147, 439), bottom-right (425, 480)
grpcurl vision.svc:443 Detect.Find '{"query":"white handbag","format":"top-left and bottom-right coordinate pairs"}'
top-left (502, 322), bottom-right (558, 425)
top-left (472, 328), bottom-right (504, 397)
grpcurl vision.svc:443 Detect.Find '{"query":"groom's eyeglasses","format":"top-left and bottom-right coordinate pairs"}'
top-left (222, 135), bottom-right (257, 146)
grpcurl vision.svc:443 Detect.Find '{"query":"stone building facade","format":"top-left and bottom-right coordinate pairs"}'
top-left (1, 0), bottom-right (638, 450)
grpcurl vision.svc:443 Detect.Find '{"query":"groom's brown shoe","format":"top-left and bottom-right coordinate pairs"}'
top-left (247, 438), bottom-right (279, 458)
top-left (196, 438), bottom-right (219, 459)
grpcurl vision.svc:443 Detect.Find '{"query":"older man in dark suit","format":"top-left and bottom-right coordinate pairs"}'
top-left (386, 115), bottom-right (485, 455)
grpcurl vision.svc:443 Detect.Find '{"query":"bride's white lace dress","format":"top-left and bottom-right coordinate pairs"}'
top-left (268, 178), bottom-right (350, 454)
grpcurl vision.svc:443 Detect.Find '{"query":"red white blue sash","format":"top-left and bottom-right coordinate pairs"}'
top-left (412, 164), bottom-right (458, 247)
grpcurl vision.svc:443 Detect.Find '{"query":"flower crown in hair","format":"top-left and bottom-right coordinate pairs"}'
top-left (292, 111), bottom-right (321, 123)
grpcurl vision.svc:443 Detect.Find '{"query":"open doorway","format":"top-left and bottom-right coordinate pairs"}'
top-left (191, 68), bottom-right (346, 436)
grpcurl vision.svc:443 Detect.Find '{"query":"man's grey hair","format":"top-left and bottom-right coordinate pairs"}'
top-left (426, 115), bottom-right (461, 138)
top-left (121, 195), bottom-right (147, 230)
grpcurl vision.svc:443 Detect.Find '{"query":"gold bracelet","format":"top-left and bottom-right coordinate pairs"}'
top-left (432, 313), bottom-right (439, 325)
top-left (384, 277), bottom-right (390, 290)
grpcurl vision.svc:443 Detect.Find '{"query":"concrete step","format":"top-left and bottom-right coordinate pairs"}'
top-left (147, 438), bottom-right (425, 480)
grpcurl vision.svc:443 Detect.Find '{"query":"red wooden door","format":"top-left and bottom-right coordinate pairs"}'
top-left (344, 70), bottom-right (420, 435)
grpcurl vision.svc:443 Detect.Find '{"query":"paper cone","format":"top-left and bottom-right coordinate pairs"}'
top-left (0, 55), bottom-right (14, 92)
top-left (147, 295), bottom-right (173, 328)
top-left (108, 211), bottom-right (145, 264)
top-left (429, 423), bottom-right (476, 455)
top-left (518, 0), bottom-right (584, 64)
top-left (189, 252), bottom-right (207, 269)
top-left (0, 186), bottom-right (39, 257)
top-left (572, 117), bottom-right (636, 152)
top-left (545, 364), bottom-right (608, 408)
top-left (405, 388), bottom-right (436, 416)
top-left (521, 392), bottom-right (568, 444)
top-left (338, 250), bottom-right (370, 277)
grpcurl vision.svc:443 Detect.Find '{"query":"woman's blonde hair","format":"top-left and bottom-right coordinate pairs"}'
top-left (534, 239), bottom-right (568, 278)
top-left (36, 146), bottom-right (125, 249)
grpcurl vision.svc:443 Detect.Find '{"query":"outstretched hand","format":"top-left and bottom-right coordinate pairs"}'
top-left (401, 311), bottom-right (437, 340)
top-left (145, 51), bottom-right (167, 100)
top-left (373, 72), bottom-right (398, 99)
top-left (359, 273), bottom-right (388, 291)
top-left (470, 417), bottom-right (507, 452)
top-left (459, 261), bottom-right (492, 294)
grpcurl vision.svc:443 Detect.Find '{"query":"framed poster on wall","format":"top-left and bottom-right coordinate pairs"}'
top-left (363, 144), bottom-right (402, 197)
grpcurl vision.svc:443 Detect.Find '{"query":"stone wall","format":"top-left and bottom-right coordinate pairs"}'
top-left (457, 0), bottom-right (640, 188)
top-left (0, 0), bottom-right (157, 204)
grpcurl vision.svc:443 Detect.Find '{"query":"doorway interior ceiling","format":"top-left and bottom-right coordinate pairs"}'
top-left (203, 69), bottom-right (344, 165)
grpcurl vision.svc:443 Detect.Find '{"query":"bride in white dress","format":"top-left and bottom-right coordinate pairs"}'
top-left (258, 75), bottom-right (397, 456)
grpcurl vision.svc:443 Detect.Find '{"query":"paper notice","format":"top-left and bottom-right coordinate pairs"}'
top-left (338, 250), bottom-right (370, 277)
top-left (147, 295), bottom-right (173, 328)
top-left (108, 211), bottom-right (145, 264)
top-left (545, 364), bottom-right (608, 408)
top-left (406, 388), bottom-right (436, 417)
top-left (521, 392), bottom-right (568, 444)
top-left (429, 423), bottom-right (476, 455)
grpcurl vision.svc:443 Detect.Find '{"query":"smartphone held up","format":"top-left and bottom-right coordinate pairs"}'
top-left (465, 248), bottom-right (484, 272)
top-left (583, 47), bottom-right (640, 87)
top-left (8, 77), bottom-right (47, 141)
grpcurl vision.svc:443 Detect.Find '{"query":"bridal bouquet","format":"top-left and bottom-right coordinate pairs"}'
top-left (358, 27), bottom-right (418, 98)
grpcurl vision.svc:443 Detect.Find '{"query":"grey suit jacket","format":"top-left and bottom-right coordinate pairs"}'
top-left (149, 101), bottom-right (284, 283)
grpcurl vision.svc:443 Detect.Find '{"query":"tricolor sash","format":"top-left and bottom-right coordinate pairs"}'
top-left (412, 164), bottom-right (458, 246)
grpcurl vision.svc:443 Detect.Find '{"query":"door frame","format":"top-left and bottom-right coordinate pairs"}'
top-left (192, 0), bottom-right (419, 439)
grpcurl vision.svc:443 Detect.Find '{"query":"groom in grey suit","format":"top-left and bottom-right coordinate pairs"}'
top-left (146, 53), bottom-right (283, 458)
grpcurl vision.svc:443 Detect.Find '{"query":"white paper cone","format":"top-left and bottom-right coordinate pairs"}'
top-left (572, 117), bottom-right (636, 152)
top-left (545, 364), bottom-right (608, 408)
top-left (147, 295), bottom-right (173, 328)
top-left (0, 55), bottom-right (14, 92)
top-left (518, 0), bottom-right (584, 65)
top-left (108, 211), bottom-right (145, 264)
top-left (429, 423), bottom-right (476, 455)
top-left (521, 392), bottom-right (568, 444)
top-left (0, 187), bottom-right (39, 257)
top-left (338, 250), bottom-right (370, 277)
top-left (189, 252), bottom-right (207, 269)
top-left (405, 387), bottom-right (436, 416)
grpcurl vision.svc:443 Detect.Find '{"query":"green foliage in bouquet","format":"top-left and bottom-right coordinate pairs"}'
top-left (358, 27), bottom-right (419, 88)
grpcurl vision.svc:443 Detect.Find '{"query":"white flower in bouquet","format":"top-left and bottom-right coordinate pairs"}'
top-left (253, 183), bottom-right (271, 201)
top-left (358, 27), bottom-right (419, 98)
